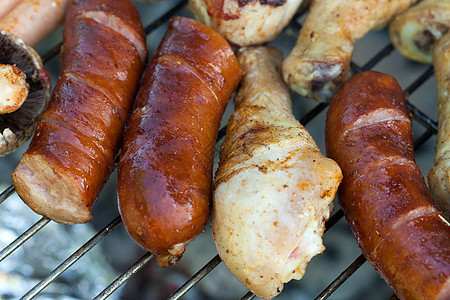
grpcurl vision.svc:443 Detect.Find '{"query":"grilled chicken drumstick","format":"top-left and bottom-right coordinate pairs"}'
top-left (212, 46), bottom-right (342, 299)
top-left (428, 32), bottom-right (450, 218)
top-left (282, 0), bottom-right (418, 102)
top-left (189, 0), bottom-right (305, 47)
top-left (389, 0), bottom-right (450, 63)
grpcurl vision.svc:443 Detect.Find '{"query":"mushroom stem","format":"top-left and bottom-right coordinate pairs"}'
top-left (0, 64), bottom-right (29, 114)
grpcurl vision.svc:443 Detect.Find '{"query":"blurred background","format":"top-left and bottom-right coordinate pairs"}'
top-left (0, 0), bottom-right (438, 299)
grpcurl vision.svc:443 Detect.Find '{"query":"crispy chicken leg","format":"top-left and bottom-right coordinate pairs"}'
top-left (428, 32), bottom-right (450, 218)
top-left (282, 0), bottom-right (418, 102)
top-left (389, 0), bottom-right (450, 63)
top-left (212, 46), bottom-right (342, 299)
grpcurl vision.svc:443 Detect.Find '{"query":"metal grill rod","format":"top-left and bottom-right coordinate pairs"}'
top-left (315, 254), bottom-right (367, 300)
top-left (0, 184), bottom-right (15, 204)
top-left (144, 0), bottom-right (188, 35)
top-left (0, 217), bottom-right (50, 263)
top-left (21, 216), bottom-right (122, 299)
top-left (241, 291), bottom-right (255, 300)
top-left (94, 251), bottom-right (156, 300)
top-left (168, 254), bottom-right (222, 300)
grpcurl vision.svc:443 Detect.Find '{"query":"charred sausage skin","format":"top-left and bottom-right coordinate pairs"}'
top-left (325, 71), bottom-right (450, 299)
top-left (117, 17), bottom-right (242, 268)
top-left (12, 0), bottom-right (147, 224)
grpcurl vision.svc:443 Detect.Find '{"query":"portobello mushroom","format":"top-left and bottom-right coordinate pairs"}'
top-left (0, 30), bottom-right (51, 156)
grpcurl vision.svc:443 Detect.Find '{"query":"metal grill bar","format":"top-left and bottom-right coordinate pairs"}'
top-left (315, 254), bottom-right (367, 300)
top-left (414, 129), bottom-right (435, 149)
top-left (94, 251), bottom-right (156, 300)
top-left (169, 254), bottom-right (222, 300)
top-left (0, 184), bottom-right (14, 204)
top-left (41, 43), bottom-right (62, 64)
top-left (241, 291), bottom-right (256, 300)
top-left (0, 217), bottom-right (50, 262)
top-left (144, 0), bottom-right (188, 35)
top-left (21, 216), bottom-right (122, 299)
top-left (0, 0), bottom-right (440, 299)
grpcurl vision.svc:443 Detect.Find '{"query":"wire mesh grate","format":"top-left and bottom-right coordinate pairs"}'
top-left (0, 0), bottom-right (439, 299)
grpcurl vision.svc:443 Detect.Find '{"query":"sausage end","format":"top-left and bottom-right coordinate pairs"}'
top-left (12, 153), bottom-right (93, 224)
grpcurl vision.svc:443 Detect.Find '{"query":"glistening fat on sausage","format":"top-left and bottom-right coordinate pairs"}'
top-left (325, 71), bottom-right (450, 299)
top-left (12, 0), bottom-right (148, 224)
top-left (117, 16), bottom-right (242, 268)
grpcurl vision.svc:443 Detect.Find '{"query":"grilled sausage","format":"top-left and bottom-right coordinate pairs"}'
top-left (428, 32), bottom-right (450, 218)
top-left (12, 0), bottom-right (147, 224)
top-left (211, 46), bottom-right (342, 299)
top-left (282, 0), bottom-right (418, 102)
top-left (0, 0), bottom-right (70, 47)
top-left (389, 0), bottom-right (450, 64)
top-left (117, 17), bottom-right (242, 268)
top-left (325, 71), bottom-right (450, 299)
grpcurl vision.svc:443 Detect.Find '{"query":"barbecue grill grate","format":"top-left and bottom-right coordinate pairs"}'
top-left (0, 0), bottom-right (439, 299)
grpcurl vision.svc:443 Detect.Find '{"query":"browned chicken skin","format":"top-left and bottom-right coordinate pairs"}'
top-left (212, 46), bottom-right (342, 299)
top-left (428, 32), bottom-right (450, 218)
top-left (389, 0), bottom-right (450, 63)
top-left (189, 0), bottom-right (305, 46)
top-left (282, 0), bottom-right (418, 102)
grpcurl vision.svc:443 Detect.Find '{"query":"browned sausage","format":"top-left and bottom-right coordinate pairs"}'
top-left (325, 71), bottom-right (450, 299)
top-left (11, 0), bottom-right (148, 224)
top-left (117, 16), bottom-right (242, 268)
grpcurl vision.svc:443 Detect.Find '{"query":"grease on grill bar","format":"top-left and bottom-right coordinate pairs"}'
top-left (0, 0), bottom-right (441, 299)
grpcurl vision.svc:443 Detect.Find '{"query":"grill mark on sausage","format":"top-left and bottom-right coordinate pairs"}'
top-left (63, 71), bottom-right (127, 124)
top-left (342, 108), bottom-right (411, 140)
top-left (157, 55), bottom-right (221, 106)
top-left (80, 10), bottom-right (147, 64)
top-left (39, 115), bottom-right (112, 168)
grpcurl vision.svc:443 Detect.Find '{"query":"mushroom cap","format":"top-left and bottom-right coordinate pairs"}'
top-left (0, 30), bottom-right (51, 156)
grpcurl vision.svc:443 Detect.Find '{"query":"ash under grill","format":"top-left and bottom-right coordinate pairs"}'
top-left (0, 0), bottom-right (439, 299)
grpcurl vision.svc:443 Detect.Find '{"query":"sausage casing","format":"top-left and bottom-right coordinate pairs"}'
top-left (325, 71), bottom-right (450, 299)
top-left (12, 0), bottom-right (147, 224)
top-left (117, 17), bottom-right (242, 267)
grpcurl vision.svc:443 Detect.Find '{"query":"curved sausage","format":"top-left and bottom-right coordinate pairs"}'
top-left (325, 71), bottom-right (450, 299)
top-left (117, 16), bottom-right (242, 268)
top-left (12, 0), bottom-right (147, 224)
